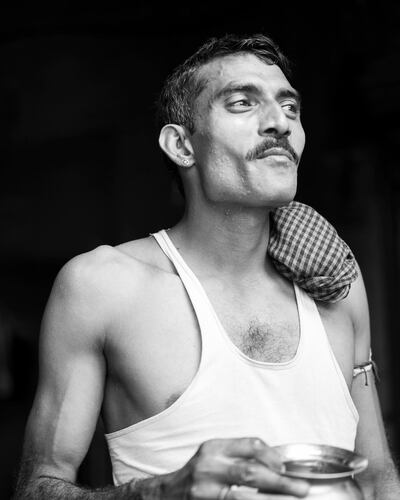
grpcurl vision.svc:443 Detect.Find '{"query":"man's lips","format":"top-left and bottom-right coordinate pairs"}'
top-left (256, 147), bottom-right (295, 162)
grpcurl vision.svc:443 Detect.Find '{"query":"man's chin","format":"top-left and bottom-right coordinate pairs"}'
top-left (254, 186), bottom-right (297, 209)
top-left (238, 195), bottom-right (295, 211)
top-left (268, 196), bottom-right (295, 209)
top-left (207, 182), bottom-right (297, 209)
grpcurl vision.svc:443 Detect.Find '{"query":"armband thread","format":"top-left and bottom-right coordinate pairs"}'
top-left (353, 359), bottom-right (379, 386)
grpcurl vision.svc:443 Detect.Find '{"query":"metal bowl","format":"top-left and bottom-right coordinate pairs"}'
top-left (273, 443), bottom-right (368, 480)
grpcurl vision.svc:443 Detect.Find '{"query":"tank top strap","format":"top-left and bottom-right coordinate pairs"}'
top-left (151, 230), bottom-right (220, 350)
top-left (151, 230), bottom-right (200, 287)
top-left (294, 283), bottom-right (326, 339)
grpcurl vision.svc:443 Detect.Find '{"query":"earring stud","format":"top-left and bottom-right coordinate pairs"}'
top-left (182, 158), bottom-right (190, 166)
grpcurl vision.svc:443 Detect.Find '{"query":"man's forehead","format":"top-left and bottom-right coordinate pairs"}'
top-left (196, 53), bottom-right (292, 95)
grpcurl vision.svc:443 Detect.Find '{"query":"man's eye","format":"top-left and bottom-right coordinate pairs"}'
top-left (227, 99), bottom-right (254, 110)
top-left (281, 102), bottom-right (300, 115)
top-left (231, 100), bottom-right (251, 106)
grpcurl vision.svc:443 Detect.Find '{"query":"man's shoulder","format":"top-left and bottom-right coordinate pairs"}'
top-left (332, 263), bottom-right (369, 330)
top-left (55, 235), bottom-right (172, 302)
top-left (316, 264), bottom-right (370, 354)
top-left (114, 234), bottom-right (174, 274)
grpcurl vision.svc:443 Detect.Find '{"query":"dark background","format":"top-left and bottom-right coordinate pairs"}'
top-left (1, 2), bottom-right (400, 497)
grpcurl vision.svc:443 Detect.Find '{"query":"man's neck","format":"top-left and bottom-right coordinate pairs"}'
top-left (169, 202), bottom-right (274, 279)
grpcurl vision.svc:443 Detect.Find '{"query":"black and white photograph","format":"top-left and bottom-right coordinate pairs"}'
top-left (1, 3), bottom-right (400, 499)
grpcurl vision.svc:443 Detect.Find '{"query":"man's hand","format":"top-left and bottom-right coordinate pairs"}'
top-left (146, 438), bottom-right (310, 499)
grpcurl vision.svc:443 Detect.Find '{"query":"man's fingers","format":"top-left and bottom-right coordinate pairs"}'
top-left (223, 438), bottom-right (283, 472)
top-left (190, 482), bottom-right (307, 500)
top-left (225, 461), bottom-right (309, 497)
top-left (193, 439), bottom-right (309, 498)
top-left (232, 493), bottom-right (302, 500)
top-left (230, 489), bottom-right (303, 500)
top-left (257, 471), bottom-right (309, 497)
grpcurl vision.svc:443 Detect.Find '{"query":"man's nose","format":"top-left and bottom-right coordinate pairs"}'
top-left (258, 102), bottom-right (290, 136)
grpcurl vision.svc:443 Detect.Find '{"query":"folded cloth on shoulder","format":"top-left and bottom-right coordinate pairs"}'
top-left (269, 201), bottom-right (358, 303)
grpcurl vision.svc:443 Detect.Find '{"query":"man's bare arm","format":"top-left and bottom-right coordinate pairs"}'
top-left (347, 268), bottom-right (400, 499)
top-left (13, 249), bottom-right (134, 499)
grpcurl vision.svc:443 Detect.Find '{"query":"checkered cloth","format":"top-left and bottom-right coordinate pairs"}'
top-left (269, 201), bottom-right (358, 302)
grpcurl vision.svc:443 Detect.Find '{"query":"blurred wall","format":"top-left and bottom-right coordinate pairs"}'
top-left (0, 3), bottom-right (399, 496)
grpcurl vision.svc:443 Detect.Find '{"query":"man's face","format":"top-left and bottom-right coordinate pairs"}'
top-left (188, 53), bottom-right (305, 208)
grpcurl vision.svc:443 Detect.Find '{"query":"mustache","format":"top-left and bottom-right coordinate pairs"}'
top-left (245, 136), bottom-right (299, 164)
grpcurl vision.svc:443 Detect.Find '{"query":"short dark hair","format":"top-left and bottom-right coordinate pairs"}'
top-left (156, 33), bottom-right (293, 197)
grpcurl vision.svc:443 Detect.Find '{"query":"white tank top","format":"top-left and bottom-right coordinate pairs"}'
top-left (105, 229), bottom-right (359, 486)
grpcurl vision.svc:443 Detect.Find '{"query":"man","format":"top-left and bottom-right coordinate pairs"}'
top-left (15, 34), bottom-right (399, 499)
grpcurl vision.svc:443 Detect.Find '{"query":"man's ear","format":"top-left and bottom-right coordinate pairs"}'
top-left (158, 124), bottom-right (195, 168)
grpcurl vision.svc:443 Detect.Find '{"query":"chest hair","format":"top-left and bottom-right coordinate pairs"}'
top-left (229, 317), bottom-right (299, 363)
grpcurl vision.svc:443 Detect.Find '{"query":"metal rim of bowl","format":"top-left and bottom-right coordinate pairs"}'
top-left (272, 443), bottom-right (368, 480)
